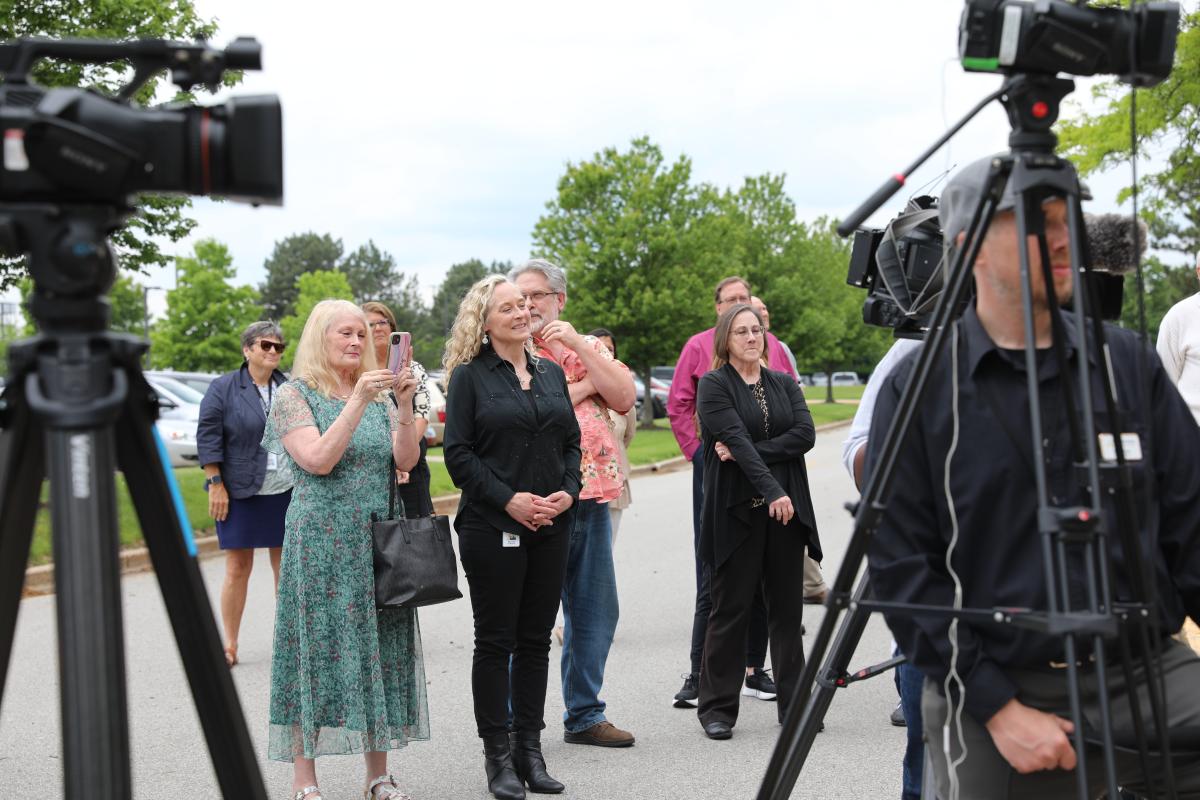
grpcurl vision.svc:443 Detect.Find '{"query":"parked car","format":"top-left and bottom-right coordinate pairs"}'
top-left (797, 374), bottom-right (814, 387)
top-left (831, 371), bottom-right (861, 386)
top-left (146, 376), bottom-right (202, 468)
top-left (633, 376), bottom-right (668, 419)
top-left (148, 370), bottom-right (220, 396)
top-left (424, 377), bottom-right (446, 446)
top-left (811, 372), bottom-right (829, 386)
top-left (651, 366), bottom-right (675, 388)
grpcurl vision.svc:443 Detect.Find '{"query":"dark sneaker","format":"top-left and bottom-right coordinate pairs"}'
top-left (673, 673), bottom-right (699, 708)
top-left (563, 720), bottom-right (635, 747)
top-left (742, 667), bottom-right (777, 701)
top-left (890, 701), bottom-right (906, 727)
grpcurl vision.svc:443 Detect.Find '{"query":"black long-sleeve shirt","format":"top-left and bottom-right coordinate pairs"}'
top-left (443, 344), bottom-right (582, 534)
top-left (865, 306), bottom-right (1200, 725)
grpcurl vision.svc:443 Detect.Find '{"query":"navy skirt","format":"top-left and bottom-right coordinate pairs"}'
top-left (215, 490), bottom-right (291, 550)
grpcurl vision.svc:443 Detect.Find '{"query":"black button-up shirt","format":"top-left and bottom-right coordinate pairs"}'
top-left (866, 305), bottom-right (1200, 724)
top-left (443, 344), bottom-right (582, 534)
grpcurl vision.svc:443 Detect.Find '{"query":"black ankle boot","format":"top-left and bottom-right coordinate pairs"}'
top-left (510, 730), bottom-right (565, 794)
top-left (482, 733), bottom-right (526, 800)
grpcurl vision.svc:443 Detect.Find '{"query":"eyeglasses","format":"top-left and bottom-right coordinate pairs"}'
top-left (368, 320), bottom-right (392, 329)
top-left (522, 291), bottom-right (560, 302)
top-left (258, 340), bottom-right (286, 353)
top-left (731, 326), bottom-right (763, 339)
top-left (719, 294), bottom-right (750, 305)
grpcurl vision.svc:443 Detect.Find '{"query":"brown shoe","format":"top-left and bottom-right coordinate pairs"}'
top-left (563, 721), bottom-right (635, 748)
top-left (803, 590), bottom-right (828, 605)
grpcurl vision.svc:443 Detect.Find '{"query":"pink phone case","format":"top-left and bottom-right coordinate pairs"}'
top-left (388, 332), bottom-right (411, 373)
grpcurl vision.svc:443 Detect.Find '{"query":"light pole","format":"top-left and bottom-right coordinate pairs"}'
top-left (142, 285), bottom-right (165, 363)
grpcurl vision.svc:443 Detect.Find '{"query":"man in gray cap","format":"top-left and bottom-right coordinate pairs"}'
top-left (865, 154), bottom-right (1200, 797)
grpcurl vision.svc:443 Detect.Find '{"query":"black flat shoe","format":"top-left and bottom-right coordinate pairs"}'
top-left (703, 721), bottom-right (733, 740)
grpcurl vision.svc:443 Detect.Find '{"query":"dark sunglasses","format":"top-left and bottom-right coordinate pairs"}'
top-left (258, 340), bottom-right (286, 353)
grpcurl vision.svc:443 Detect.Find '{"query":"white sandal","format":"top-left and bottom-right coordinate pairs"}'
top-left (365, 773), bottom-right (412, 800)
top-left (293, 786), bottom-right (322, 800)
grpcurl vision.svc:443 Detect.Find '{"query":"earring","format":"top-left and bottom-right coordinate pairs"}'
top-left (482, 332), bottom-right (490, 345)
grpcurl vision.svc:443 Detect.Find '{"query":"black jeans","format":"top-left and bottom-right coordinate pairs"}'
top-left (690, 455), bottom-right (769, 675)
top-left (458, 508), bottom-right (570, 738)
top-left (698, 505), bottom-right (807, 728)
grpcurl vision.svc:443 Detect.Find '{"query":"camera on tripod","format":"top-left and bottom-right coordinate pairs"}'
top-left (0, 37), bottom-right (282, 207)
top-left (959, 0), bottom-right (1180, 87)
top-left (845, 196), bottom-right (949, 338)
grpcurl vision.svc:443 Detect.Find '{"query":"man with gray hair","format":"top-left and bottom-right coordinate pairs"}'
top-left (510, 258), bottom-right (639, 748)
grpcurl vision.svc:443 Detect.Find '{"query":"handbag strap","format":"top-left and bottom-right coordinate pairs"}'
top-left (387, 390), bottom-right (408, 520)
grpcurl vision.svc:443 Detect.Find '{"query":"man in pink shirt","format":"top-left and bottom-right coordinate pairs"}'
top-left (667, 276), bottom-right (798, 708)
top-left (510, 259), bottom-right (639, 749)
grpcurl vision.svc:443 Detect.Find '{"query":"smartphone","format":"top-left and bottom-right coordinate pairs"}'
top-left (387, 331), bottom-right (411, 374)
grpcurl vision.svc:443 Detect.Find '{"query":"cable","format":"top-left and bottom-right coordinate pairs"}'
top-left (940, 321), bottom-right (969, 799)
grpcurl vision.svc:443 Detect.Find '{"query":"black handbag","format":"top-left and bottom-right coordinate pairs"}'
top-left (370, 457), bottom-right (462, 609)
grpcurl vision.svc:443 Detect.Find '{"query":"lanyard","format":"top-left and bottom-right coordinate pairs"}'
top-left (257, 380), bottom-right (273, 417)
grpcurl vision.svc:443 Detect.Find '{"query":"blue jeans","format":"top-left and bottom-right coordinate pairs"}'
top-left (560, 498), bottom-right (619, 733)
top-left (895, 656), bottom-right (925, 800)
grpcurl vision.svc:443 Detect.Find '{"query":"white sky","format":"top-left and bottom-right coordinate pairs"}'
top-left (33, 0), bottom-right (1200, 314)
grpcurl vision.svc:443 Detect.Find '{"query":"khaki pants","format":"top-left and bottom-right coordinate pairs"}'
top-left (923, 640), bottom-right (1200, 799)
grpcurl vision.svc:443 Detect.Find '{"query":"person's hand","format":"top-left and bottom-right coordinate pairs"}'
top-left (395, 470), bottom-right (410, 485)
top-left (354, 369), bottom-right (397, 402)
top-left (532, 491), bottom-right (574, 526)
top-left (768, 495), bottom-right (794, 525)
top-left (208, 481), bottom-right (229, 522)
top-left (985, 698), bottom-right (1076, 773)
top-left (714, 441), bottom-right (735, 462)
top-left (505, 492), bottom-right (545, 532)
top-left (539, 320), bottom-right (585, 351)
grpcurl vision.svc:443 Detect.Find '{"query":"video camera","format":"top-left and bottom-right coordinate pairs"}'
top-left (959, 0), bottom-right (1180, 87)
top-left (0, 37), bottom-right (282, 207)
top-left (846, 196), bottom-right (947, 338)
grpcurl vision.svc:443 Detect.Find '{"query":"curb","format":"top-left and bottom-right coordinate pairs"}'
top-left (23, 419), bottom-right (855, 596)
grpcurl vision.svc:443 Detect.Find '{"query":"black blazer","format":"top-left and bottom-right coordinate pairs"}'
top-left (697, 363), bottom-right (821, 569)
top-left (196, 364), bottom-right (288, 500)
top-left (443, 345), bottom-right (582, 534)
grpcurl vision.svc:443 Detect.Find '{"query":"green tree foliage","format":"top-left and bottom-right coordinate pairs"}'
top-left (1119, 256), bottom-right (1199, 340)
top-left (151, 240), bottom-right (260, 371)
top-left (532, 138), bottom-right (721, 426)
top-left (278, 270), bottom-right (355, 370)
top-left (1058, 11), bottom-right (1200, 259)
top-left (0, 0), bottom-right (233, 289)
top-left (109, 274), bottom-right (153, 337)
top-left (416, 259), bottom-right (510, 367)
top-left (259, 233), bottom-right (343, 320)
top-left (342, 240), bottom-right (401, 304)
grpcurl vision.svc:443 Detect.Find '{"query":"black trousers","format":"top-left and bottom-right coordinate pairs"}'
top-left (458, 508), bottom-right (570, 738)
top-left (690, 455), bottom-right (769, 675)
top-left (698, 505), bottom-right (807, 727)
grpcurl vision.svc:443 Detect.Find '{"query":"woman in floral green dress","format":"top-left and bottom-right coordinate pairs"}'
top-left (263, 299), bottom-right (430, 800)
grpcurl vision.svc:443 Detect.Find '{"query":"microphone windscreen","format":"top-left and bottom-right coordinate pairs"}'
top-left (1084, 213), bottom-right (1149, 275)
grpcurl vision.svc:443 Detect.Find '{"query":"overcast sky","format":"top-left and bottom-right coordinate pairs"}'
top-left (118, 0), bottom-right (1189, 313)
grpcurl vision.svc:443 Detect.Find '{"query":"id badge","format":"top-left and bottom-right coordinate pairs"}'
top-left (1098, 432), bottom-right (1143, 462)
top-left (502, 532), bottom-right (521, 548)
top-left (266, 452), bottom-right (279, 471)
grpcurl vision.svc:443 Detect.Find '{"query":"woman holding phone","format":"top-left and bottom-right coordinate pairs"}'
top-left (363, 301), bottom-right (434, 517)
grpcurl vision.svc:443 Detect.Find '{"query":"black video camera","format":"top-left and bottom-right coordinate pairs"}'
top-left (0, 37), bottom-right (282, 206)
top-left (959, 0), bottom-right (1180, 87)
top-left (846, 196), bottom-right (952, 339)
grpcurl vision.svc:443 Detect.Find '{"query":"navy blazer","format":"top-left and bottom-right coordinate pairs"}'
top-left (196, 364), bottom-right (288, 500)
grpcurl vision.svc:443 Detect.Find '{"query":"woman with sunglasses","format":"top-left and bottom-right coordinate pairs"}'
top-left (197, 321), bottom-right (293, 667)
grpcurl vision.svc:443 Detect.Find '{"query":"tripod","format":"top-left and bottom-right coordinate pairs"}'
top-left (0, 204), bottom-right (267, 799)
top-left (757, 74), bottom-right (1181, 799)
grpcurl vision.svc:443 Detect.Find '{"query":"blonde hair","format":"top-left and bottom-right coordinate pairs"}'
top-left (443, 275), bottom-right (536, 384)
top-left (292, 299), bottom-right (386, 401)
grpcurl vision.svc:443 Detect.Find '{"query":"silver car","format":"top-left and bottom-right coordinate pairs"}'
top-left (146, 376), bottom-right (204, 468)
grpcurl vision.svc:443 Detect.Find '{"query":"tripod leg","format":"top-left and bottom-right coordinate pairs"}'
top-left (0, 389), bottom-right (47, 707)
top-left (114, 378), bottom-right (267, 800)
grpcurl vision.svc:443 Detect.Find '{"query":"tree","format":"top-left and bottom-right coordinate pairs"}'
top-left (532, 138), bottom-right (723, 427)
top-left (151, 240), bottom-right (261, 371)
top-left (0, 0), bottom-right (233, 289)
top-left (109, 275), bottom-right (153, 338)
top-left (341, 240), bottom-right (401, 304)
top-left (1118, 255), bottom-right (1199, 340)
top-left (1058, 11), bottom-right (1200, 259)
top-left (259, 233), bottom-right (343, 320)
top-left (279, 270), bottom-right (355, 370)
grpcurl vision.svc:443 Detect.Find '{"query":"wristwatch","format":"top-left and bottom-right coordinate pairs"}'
top-left (205, 474), bottom-right (223, 489)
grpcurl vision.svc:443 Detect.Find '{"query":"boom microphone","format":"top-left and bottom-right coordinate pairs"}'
top-left (1076, 213), bottom-right (1149, 320)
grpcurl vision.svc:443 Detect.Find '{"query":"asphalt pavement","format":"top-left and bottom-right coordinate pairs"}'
top-left (0, 424), bottom-right (907, 799)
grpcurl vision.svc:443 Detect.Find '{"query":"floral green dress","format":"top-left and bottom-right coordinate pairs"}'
top-left (263, 379), bottom-right (430, 762)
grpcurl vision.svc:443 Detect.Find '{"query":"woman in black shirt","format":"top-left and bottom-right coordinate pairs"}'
top-left (695, 303), bottom-right (821, 740)
top-left (443, 275), bottom-right (581, 799)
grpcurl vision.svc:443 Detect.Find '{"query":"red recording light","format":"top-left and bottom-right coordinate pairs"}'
top-left (1031, 101), bottom-right (1050, 119)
